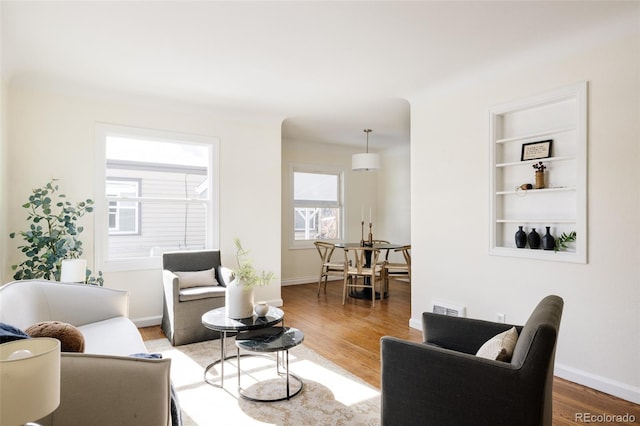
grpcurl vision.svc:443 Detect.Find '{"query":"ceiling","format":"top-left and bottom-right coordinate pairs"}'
top-left (1, 1), bottom-right (635, 149)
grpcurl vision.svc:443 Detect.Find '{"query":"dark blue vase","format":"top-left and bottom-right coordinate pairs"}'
top-left (542, 226), bottom-right (555, 251)
top-left (528, 228), bottom-right (540, 249)
top-left (515, 226), bottom-right (527, 248)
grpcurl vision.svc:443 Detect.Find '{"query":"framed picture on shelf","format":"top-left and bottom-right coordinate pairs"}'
top-left (521, 139), bottom-right (553, 161)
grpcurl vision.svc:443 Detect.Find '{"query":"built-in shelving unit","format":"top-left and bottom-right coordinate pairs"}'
top-left (489, 82), bottom-right (587, 263)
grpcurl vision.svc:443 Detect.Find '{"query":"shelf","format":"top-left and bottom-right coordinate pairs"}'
top-left (496, 156), bottom-right (575, 168)
top-left (496, 186), bottom-right (576, 195)
top-left (496, 219), bottom-right (576, 224)
top-left (489, 82), bottom-right (587, 264)
top-left (490, 247), bottom-right (582, 264)
top-left (495, 126), bottom-right (575, 144)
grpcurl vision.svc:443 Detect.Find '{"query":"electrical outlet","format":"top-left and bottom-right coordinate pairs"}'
top-left (497, 313), bottom-right (506, 323)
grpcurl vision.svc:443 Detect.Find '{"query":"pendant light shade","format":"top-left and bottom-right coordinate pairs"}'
top-left (352, 152), bottom-right (381, 171)
top-left (352, 129), bottom-right (381, 171)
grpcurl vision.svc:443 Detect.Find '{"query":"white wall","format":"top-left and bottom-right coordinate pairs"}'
top-left (410, 30), bottom-right (639, 403)
top-left (3, 87), bottom-right (283, 323)
top-left (377, 144), bottom-right (411, 247)
top-left (0, 78), bottom-right (7, 282)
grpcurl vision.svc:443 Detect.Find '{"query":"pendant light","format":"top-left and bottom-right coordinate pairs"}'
top-left (352, 129), bottom-right (381, 171)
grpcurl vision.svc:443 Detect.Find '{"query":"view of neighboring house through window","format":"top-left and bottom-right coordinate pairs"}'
top-left (292, 168), bottom-right (343, 243)
top-left (96, 124), bottom-right (219, 270)
top-left (107, 179), bottom-right (140, 235)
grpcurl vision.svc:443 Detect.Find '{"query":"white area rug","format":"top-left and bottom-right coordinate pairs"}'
top-left (145, 338), bottom-right (381, 426)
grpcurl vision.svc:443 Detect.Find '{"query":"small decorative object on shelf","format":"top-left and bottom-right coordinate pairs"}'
top-left (254, 301), bottom-right (269, 317)
top-left (515, 226), bottom-right (527, 248)
top-left (532, 161), bottom-right (546, 189)
top-left (542, 227), bottom-right (556, 251)
top-left (528, 228), bottom-right (541, 249)
top-left (554, 231), bottom-right (577, 252)
top-left (368, 222), bottom-right (373, 244)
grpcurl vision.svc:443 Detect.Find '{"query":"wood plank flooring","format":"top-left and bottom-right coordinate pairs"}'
top-left (140, 279), bottom-right (640, 425)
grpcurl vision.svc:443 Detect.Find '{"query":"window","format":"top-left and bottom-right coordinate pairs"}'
top-left (95, 124), bottom-right (220, 271)
top-left (291, 166), bottom-right (343, 246)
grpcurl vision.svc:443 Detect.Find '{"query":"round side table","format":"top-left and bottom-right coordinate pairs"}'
top-left (235, 326), bottom-right (304, 402)
top-left (201, 306), bottom-right (284, 388)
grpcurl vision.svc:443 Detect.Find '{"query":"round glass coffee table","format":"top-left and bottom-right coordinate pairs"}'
top-left (235, 326), bottom-right (304, 402)
top-left (201, 306), bottom-right (284, 388)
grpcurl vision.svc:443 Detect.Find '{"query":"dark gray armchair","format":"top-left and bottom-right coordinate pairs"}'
top-left (162, 250), bottom-right (226, 346)
top-left (380, 295), bottom-right (563, 426)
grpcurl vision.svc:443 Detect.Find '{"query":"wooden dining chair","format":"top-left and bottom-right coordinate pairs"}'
top-left (382, 245), bottom-right (411, 293)
top-left (314, 241), bottom-right (346, 295)
top-left (342, 246), bottom-right (384, 307)
top-left (372, 239), bottom-right (391, 263)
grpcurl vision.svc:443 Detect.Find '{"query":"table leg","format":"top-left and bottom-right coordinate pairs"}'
top-left (204, 331), bottom-right (235, 388)
top-left (220, 331), bottom-right (226, 386)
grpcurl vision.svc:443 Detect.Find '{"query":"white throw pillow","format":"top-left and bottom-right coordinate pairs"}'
top-left (174, 268), bottom-right (219, 289)
top-left (476, 327), bottom-right (519, 362)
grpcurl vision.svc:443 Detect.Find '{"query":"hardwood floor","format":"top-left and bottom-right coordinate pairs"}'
top-left (140, 279), bottom-right (640, 425)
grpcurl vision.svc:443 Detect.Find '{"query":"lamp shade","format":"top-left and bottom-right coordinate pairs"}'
top-left (0, 338), bottom-right (61, 426)
top-left (60, 258), bottom-right (87, 283)
top-left (352, 152), bottom-right (381, 171)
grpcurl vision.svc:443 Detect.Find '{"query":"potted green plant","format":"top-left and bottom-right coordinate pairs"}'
top-left (232, 237), bottom-right (275, 287)
top-left (225, 238), bottom-right (274, 319)
top-left (554, 231), bottom-right (577, 252)
top-left (9, 179), bottom-right (103, 285)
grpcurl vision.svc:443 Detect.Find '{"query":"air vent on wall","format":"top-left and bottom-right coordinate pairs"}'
top-left (432, 300), bottom-right (467, 317)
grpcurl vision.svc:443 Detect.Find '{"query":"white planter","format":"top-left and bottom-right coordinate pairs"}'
top-left (60, 259), bottom-right (87, 283)
top-left (254, 301), bottom-right (269, 317)
top-left (225, 279), bottom-right (255, 319)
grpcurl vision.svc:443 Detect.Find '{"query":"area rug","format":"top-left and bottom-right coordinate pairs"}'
top-left (145, 338), bottom-right (381, 426)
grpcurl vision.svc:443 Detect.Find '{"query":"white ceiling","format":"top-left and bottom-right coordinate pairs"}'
top-left (1, 1), bottom-right (635, 149)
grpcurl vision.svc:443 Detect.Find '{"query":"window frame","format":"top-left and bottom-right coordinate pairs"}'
top-left (289, 163), bottom-right (345, 249)
top-left (95, 123), bottom-right (220, 272)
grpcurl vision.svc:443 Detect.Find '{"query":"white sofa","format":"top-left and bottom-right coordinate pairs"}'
top-left (0, 280), bottom-right (172, 426)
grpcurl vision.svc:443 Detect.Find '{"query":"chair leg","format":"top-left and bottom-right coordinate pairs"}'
top-left (371, 274), bottom-right (375, 307)
top-left (342, 275), bottom-right (348, 305)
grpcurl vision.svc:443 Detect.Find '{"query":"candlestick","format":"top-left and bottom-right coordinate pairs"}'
top-left (360, 221), bottom-right (365, 246)
top-left (368, 222), bottom-right (373, 244)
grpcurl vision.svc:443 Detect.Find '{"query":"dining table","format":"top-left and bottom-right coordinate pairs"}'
top-left (334, 241), bottom-right (404, 300)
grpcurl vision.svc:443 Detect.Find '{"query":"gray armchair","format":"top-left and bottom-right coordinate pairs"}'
top-left (162, 250), bottom-right (226, 346)
top-left (380, 295), bottom-right (563, 426)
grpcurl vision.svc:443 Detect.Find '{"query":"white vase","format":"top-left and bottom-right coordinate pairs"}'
top-left (254, 301), bottom-right (269, 317)
top-left (225, 279), bottom-right (255, 319)
top-left (60, 259), bottom-right (87, 283)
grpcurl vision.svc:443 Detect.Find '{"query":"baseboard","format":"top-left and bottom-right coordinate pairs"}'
top-left (281, 276), bottom-right (341, 286)
top-left (555, 363), bottom-right (640, 404)
top-left (409, 316), bottom-right (421, 331)
top-left (134, 315), bottom-right (162, 328)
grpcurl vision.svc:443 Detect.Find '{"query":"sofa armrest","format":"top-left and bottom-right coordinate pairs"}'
top-left (380, 336), bottom-right (544, 426)
top-left (41, 353), bottom-right (172, 426)
top-left (422, 312), bottom-right (521, 354)
top-left (0, 280), bottom-right (131, 329)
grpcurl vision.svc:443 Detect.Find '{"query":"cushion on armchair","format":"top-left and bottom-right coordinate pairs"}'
top-left (476, 326), bottom-right (518, 362)
top-left (174, 267), bottom-right (219, 289)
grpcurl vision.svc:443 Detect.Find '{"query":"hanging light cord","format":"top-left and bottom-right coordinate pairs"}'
top-left (364, 129), bottom-right (372, 153)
